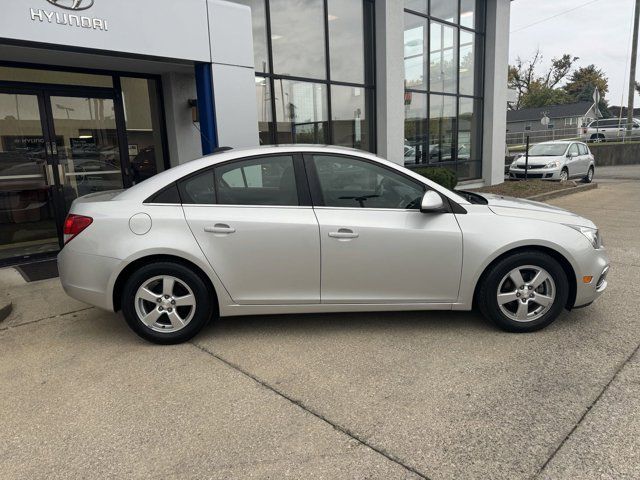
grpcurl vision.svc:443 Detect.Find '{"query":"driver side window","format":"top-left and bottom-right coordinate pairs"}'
top-left (311, 155), bottom-right (425, 209)
top-left (568, 144), bottom-right (580, 156)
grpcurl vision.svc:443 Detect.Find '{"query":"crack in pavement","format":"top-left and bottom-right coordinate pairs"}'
top-left (191, 341), bottom-right (431, 480)
top-left (0, 306), bottom-right (95, 332)
top-left (534, 341), bottom-right (640, 478)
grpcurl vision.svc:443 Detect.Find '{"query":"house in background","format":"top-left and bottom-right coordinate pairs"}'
top-left (506, 102), bottom-right (600, 145)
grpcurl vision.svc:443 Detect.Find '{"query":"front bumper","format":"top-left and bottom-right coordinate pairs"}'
top-left (508, 166), bottom-right (562, 180)
top-left (58, 247), bottom-right (121, 311)
top-left (573, 248), bottom-right (610, 308)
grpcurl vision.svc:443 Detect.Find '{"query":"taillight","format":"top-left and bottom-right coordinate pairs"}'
top-left (63, 214), bottom-right (93, 244)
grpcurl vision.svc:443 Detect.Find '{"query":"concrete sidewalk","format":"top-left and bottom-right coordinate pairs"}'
top-left (1, 180), bottom-right (639, 479)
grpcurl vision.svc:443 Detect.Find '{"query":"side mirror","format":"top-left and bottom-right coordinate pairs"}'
top-left (421, 191), bottom-right (445, 213)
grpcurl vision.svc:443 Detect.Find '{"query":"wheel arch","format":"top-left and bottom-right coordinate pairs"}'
top-left (472, 245), bottom-right (577, 310)
top-left (112, 254), bottom-right (219, 316)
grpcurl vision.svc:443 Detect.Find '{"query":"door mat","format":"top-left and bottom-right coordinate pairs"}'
top-left (15, 260), bottom-right (59, 282)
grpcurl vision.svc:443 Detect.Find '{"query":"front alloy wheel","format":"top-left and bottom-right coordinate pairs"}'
top-left (477, 251), bottom-right (569, 332)
top-left (560, 169), bottom-right (569, 182)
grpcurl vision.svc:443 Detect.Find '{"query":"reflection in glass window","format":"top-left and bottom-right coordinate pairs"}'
top-left (121, 77), bottom-right (166, 184)
top-left (215, 156), bottom-right (298, 206)
top-left (270, 0), bottom-right (326, 79)
top-left (274, 79), bottom-right (328, 144)
top-left (331, 86), bottom-right (372, 151)
top-left (404, 13), bottom-right (428, 91)
top-left (255, 77), bottom-right (273, 145)
top-left (431, 0), bottom-right (458, 23)
top-left (328, 0), bottom-right (365, 84)
top-left (459, 31), bottom-right (476, 96)
top-left (430, 21), bottom-right (457, 94)
top-left (403, 91), bottom-right (428, 165)
top-left (457, 161), bottom-right (481, 181)
top-left (458, 97), bottom-right (482, 162)
top-left (461, 0), bottom-right (477, 29)
top-left (312, 155), bottom-right (425, 209)
top-left (404, 0), bottom-right (427, 14)
top-left (429, 94), bottom-right (456, 164)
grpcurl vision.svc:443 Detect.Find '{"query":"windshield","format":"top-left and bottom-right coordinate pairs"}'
top-left (527, 143), bottom-right (568, 157)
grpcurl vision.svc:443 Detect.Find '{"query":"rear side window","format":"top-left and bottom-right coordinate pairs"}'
top-left (214, 155), bottom-right (298, 206)
top-left (179, 170), bottom-right (215, 205)
top-left (146, 183), bottom-right (181, 204)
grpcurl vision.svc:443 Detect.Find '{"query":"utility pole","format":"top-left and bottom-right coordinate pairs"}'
top-left (627, 0), bottom-right (640, 136)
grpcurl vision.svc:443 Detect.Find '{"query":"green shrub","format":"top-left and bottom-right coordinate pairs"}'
top-left (414, 167), bottom-right (458, 190)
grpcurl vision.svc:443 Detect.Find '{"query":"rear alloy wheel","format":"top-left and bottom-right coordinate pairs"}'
top-left (122, 262), bottom-right (213, 344)
top-left (477, 251), bottom-right (569, 332)
top-left (583, 166), bottom-right (594, 183)
top-left (559, 168), bottom-right (569, 182)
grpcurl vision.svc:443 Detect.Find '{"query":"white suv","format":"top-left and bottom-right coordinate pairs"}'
top-left (583, 118), bottom-right (640, 142)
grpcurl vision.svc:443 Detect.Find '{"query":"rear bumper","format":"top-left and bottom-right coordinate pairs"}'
top-left (573, 249), bottom-right (609, 308)
top-left (57, 247), bottom-right (120, 311)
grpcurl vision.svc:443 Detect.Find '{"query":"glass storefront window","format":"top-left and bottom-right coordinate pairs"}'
top-left (331, 86), bottom-right (372, 151)
top-left (274, 79), bottom-right (328, 144)
top-left (430, 21), bottom-right (457, 94)
top-left (121, 77), bottom-right (165, 184)
top-left (403, 91), bottom-right (428, 165)
top-left (404, 13), bottom-right (428, 91)
top-left (429, 94), bottom-right (456, 164)
top-left (459, 31), bottom-right (476, 96)
top-left (431, 0), bottom-right (458, 23)
top-left (231, 0), bottom-right (270, 73)
top-left (255, 76), bottom-right (273, 145)
top-left (459, 97), bottom-right (482, 162)
top-left (461, 0), bottom-right (476, 29)
top-left (270, 0), bottom-right (326, 79)
top-left (328, 0), bottom-right (365, 84)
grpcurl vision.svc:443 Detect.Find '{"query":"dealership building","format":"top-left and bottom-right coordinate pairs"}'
top-left (0, 0), bottom-right (511, 265)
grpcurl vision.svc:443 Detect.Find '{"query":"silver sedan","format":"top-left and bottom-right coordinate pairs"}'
top-left (58, 146), bottom-right (609, 344)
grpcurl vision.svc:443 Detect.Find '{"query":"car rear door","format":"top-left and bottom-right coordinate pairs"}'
top-left (180, 154), bottom-right (320, 305)
top-left (306, 153), bottom-right (463, 304)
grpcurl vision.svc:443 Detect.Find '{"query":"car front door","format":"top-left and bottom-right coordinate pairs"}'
top-left (306, 154), bottom-right (463, 304)
top-left (181, 154), bottom-right (320, 305)
top-left (566, 143), bottom-right (581, 177)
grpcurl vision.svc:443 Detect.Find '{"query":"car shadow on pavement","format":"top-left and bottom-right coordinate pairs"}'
top-left (200, 309), bottom-right (495, 339)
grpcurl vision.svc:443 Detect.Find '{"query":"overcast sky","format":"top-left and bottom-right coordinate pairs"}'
top-left (509, 0), bottom-right (637, 106)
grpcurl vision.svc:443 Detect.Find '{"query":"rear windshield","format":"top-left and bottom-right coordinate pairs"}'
top-left (528, 143), bottom-right (568, 156)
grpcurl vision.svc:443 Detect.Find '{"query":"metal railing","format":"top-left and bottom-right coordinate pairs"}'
top-left (506, 127), bottom-right (582, 146)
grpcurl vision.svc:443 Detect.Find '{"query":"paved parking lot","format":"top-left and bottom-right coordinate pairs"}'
top-left (1, 179), bottom-right (639, 479)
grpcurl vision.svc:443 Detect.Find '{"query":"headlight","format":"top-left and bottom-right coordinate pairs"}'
top-left (566, 225), bottom-right (603, 249)
top-left (545, 160), bottom-right (561, 168)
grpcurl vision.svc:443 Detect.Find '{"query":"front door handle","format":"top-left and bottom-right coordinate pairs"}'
top-left (204, 224), bottom-right (236, 234)
top-left (328, 228), bottom-right (359, 239)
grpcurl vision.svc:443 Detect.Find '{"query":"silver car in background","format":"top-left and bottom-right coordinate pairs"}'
top-left (509, 141), bottom-right (595, 182)
top-left (583, 118), bottom-right (640, 142)
top-left (58, 146), bottom-right (609, 344)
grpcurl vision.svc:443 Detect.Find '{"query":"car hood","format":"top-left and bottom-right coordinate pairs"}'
top-left (481, 194), bottom-right (596, 228)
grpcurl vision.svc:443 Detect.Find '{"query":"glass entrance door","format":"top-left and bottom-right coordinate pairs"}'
top-left (46, 94), bottom-right (124, 212)
top-left (0, 88), bottom-right (125, 264)
top-left (0, 92), bottom-right (59, 262)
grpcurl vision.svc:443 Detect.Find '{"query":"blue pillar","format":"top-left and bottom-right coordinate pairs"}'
top-left (194, 63), bottom-right (218, 155)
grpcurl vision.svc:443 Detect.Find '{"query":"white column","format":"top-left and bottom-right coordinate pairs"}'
top-left (482, 0), bottom-right (511, 185)
top-left (375, 0), bottom-right (405, 165)
top-left (208, 0), bottom-right (259, 149)
top-left (162, 72), bottom-right (202, 166)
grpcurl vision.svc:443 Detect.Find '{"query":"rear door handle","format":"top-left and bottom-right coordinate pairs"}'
top-left (328, 228), bottom-right (359, 239)
top-left (204, 224), bottom-right (236, 234)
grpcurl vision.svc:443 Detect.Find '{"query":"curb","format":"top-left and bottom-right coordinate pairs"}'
top-left (526, 182), bottom-right (598, 202)
top-left (0, 299), bottom-right (12, 324)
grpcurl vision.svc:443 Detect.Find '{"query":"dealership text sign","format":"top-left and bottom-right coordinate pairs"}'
top-left (29, 8), bottom-right (108, 31)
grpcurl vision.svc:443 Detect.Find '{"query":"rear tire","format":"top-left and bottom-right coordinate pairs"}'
top-left (122, 262), bottom-right (213, 344)
top-left (477, 251), bottom-right (569, 333)
top-left (582, 166), bottom-right (594, 183)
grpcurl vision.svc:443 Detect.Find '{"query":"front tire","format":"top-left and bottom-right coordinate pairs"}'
top-left (122, 262), bottom-right (213, 344)
top-left (477, 251), bottom-right (569, 333)
top-left (559, 168), bottom-right (569, 182)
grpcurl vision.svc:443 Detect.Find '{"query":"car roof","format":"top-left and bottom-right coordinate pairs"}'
top-left (115, 145), bottom-right (470, 205)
